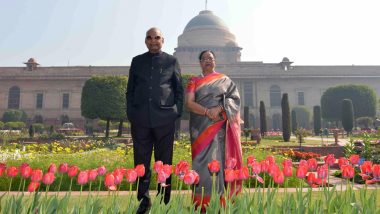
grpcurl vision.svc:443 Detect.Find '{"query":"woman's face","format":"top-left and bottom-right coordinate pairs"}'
top-left (199, 51), bottom-right (216, 73)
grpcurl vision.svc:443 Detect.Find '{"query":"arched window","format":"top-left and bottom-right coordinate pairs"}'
top-left (270, 85), bottom-right (281, 107)
top-left (8, 86), bottom-right (20, 109)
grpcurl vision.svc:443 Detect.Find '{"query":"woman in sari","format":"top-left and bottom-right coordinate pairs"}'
top-left (185, 50), bottom-right (243, 209)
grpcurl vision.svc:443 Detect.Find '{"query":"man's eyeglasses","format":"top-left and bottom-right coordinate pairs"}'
top-left (200, 58), bottom-right (215, 62)
top-left (146, 36), bottom-right (162, 40)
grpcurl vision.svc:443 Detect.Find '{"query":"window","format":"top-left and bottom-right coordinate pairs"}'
top-left (8, 86), bottom-right (20, 109)
top-left (36, 93), bottom-right (43, 109)
top-left (298, 92), bottom-right (305, 105)
top-left (243, 82), bottom-right (253, 107)
top-left (270, 85), bottom-right (281, 107)
top-left (62, 93), bottom-right (69, 109)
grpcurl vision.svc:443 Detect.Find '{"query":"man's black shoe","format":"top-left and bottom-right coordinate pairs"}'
top-left (136, 198), bottom-right (151, 214)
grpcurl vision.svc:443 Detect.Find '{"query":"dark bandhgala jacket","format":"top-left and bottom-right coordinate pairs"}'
top-left (126, 51), bottom-right (183, 128)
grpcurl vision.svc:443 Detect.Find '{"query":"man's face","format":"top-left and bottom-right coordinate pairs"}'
top-left (145, 29), bottom-right (164, 53)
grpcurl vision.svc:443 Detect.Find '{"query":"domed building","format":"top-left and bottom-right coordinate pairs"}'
top-left (174, 10), bottom-right (242, 64)
top-left (0, 10), bottom-right (379, 130)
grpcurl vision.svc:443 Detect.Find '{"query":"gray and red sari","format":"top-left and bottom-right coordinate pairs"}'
top-left (186, 71), bottom-right (243, 207)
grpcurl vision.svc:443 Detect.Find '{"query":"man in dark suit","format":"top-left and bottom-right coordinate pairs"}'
top-left (126, 27), bottom-right (183, 214)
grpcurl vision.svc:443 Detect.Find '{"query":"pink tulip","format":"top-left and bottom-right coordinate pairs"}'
top-left (21, 165), bottom-right (32, 178)
top-left (260, 160), bottom-right (270, 173)
top-left (104, 173), bottom-right (115, 190)
top-left (88, 169), bottom-right (98, 181)
top-left (192, 170), bottom-right (200, 185)
top-left (226, 158), bottom-right (237, 169)
top-left (266, 155), bottom-right (275, 165)
top-left (251, 161), bottom-right (261, 175)
top-left (317, 164), bottom-right (328, 179)
top-left (135, 164), bottom-right (145, 177)
top-left (162, 164), bottom-right (173, 178)
top-left (224, 168), bottom-right (236, 183)
top-left (338, 157), bottom-right (349, 169)
top-left (157, 170), bottom-right (167, 184)
top-left (154, 161), bottom-right (164, 173)
top-left (28, 181), bottom-right (40, 192)
top-left (349, 154), bottom-right (360, 165)
top-left (324, 154), bottom-right (335, 166)
top-left (238, 166), bottom-right (250, 180)
top-left (125, 169), bottom-right (138, 183)
top-left (42, 172), bottom-right (55, 185)
top-left (58, 163), bottom-right (69, 174)
top-left (282, 159), bottom-right (293, 168)
top-left (30, 169), bottom-right (43, 182)
top-left (175, 160), bottom-right (190, 179)
top-left (246, 155), bottom-right (256, 167)
top-left (307, 158), bottom-right (318, 171)
top-left (183, 171), bottom-right (196, 185)
top-left (97, 166), bottom-right (107, 175)
top-left (341, 165), bottom-right (355, 179)
top-left (67, 165), bottom-right (79, 177)
top-left (296, 166), bottom-right (308, 179)
top-left (283, 166), bottom-right (293, 177)
top-left (48, 163), bottom-right (57, 173)
top-left (273, 169), bottom-right (284, 184)
top-left (77, 171), bottom-right (89, 185)
top-left (7, 166), bottom-right (18, 177)
top-left (0, 163), bottom-right (6, 176)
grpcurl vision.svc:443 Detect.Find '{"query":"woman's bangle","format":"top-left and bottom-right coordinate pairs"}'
top-left (203, 108), bottom-right (208, 116)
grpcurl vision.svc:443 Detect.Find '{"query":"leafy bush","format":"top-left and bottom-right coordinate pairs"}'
top-left (2, 109), bottom-right (27, 122)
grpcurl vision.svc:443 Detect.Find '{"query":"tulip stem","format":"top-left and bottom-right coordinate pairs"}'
top-left (8, 177), bottom-right (13, 194)
top-left (57, 173), bottom-right (63, 192)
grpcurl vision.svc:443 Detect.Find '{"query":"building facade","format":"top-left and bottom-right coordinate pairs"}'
top-left (1, 10), bottom-right (379, 129)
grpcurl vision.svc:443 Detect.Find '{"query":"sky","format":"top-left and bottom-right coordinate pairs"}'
top-left (1, 0), bottom-right (380, 67)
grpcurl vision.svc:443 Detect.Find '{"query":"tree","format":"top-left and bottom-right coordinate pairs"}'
top-left (291, 110), bottom-right (297, 134)
top-left (259, 101), bottom-right (267, 137)
top-left (29, 125), bottom-right (35, 138)
top-left (292, 107), bottom-right (310, 129)
top-left (2, 109), bottom-right (27, 122)
top-left (356, 117), bottom-right (373, 129)
top-left (341, 99), bottom-right (354, 135)
top-left (281, 93), bottom-right (291, 142)
top-left (321, 85), bottom-right (377, 122)
top-left (313, 106), bottom-right (322, 135)
top-left (81, 76), bottom-right (128, 138)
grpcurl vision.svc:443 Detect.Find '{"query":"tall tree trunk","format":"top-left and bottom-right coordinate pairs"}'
top-left (105, 119), bottom-right (110, 138)
top-left (117, 119), bottom-right (123, 137)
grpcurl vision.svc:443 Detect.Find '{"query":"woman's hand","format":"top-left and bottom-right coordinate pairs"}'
top-left (206, 106), bottom-right (223, 122)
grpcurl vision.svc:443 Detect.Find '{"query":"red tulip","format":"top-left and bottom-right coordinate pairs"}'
top-left (224, 168), bottom-right (236, 183)
top-left (324, 154), bottom-right (335, 166)
top-left (192, 170), bottom-right (200, 185)
top-left (175, 160), bottom-right (190, 179)
top-left (48, 163), bottom-right (57, 173)
top-left (296, 166), bottom-right (308, 179)
top-left (58, 163), bottom-right (69, 173)
top-left (42, 172), bottom-right (55, 185)
top-left (273, 169), bottom-right (284, 184)
top-left (299, 160), bottom-right (309, 170)
top-left (104, 173), bottom-right (116, 190)
top-left (20, 163), bottom-right (30, 172)
top-left (372, 164), bottom-right (380, 180)
top-left (162, 164), bottom-right (173, 178)
top-left (338, 157), bottom-right (349, 169)
top-left (97, 166), bottom-right (107, 175)
top-left (183, 171), bottom-right (196, 185)
top-left (360, 161), bottom-right (372, 175)
top-left (67, 165), bottom-right (78, 177)
top-left (30, 169), bottom-right (43, 182)
top-left (0, 163), bottom-right (6, 176)
top-left (88, 169), bottom-right (98, 181)
top-left (341, 165), bottom-right (355, 179)
top-left (135, 164), bottom-right (145, 177)
top-left (154, 161), bottom-right (164, 173)
top-left (113, 169), bottom-right (124, 185)
top-left (268, 164), bottom-right (280, 177)
top-left (251, 161), bottom-right (261, 175)
top-left (238, 166), bottom-right (250, 180)
top-left (260, 160), bottom-right (270, 173)
top-left (246, 155), bottom-right (256, 167)
top-left (307, 158), bottom-right (318, 171)
top-left (282, 159), bottom-right (293, 168)
top-left (307, 172), bottom-right (318, 187)
top-left (21, 165), bottom-right (32, 178)
top-left (349, 154), bottom-right (360, 165)
top-left (27, 181), bottom-right (40, 192)
top-left (266, 156), bottom-right (275, 165)
top-left (283, 165), bottom-right (293, 177)
top-left (208, 160), bottom-right (220, 173)
top-left (157, 170), bottom-right (167, 184)
top-left (317, 164), bottom-right (328, 179)
top-left (7, 166), bottom-right (18, 177)
top-left (77, 170), bottom-right (89, 185)
top-left (226, 158), bottom-right (237, 169)
top-left (125, 169), bottom-right (138, 183)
